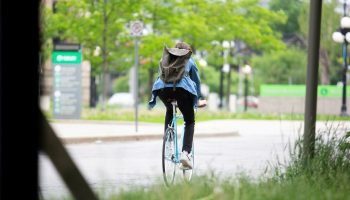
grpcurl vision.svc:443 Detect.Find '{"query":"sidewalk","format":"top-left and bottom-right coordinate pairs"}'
top-left (50, 120), bottom-right (240, 144)
top-left (49, 119), bottom-right (350, 144)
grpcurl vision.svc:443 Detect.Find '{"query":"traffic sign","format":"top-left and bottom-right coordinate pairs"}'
top-left (130, 21), bottom-right (143, 37)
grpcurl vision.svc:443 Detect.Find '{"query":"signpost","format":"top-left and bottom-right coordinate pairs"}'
top-left (130, 21), bottom-right (143, 132)
top-left (52, 44), bottom-right (82, 119)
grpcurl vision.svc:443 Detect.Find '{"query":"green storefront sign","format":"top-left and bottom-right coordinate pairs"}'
top-left (53, 51), bottom-right (82, 64)
top-left (260, 84), bottom-right (350, 97)
top-left (52, 48), bottom-right (82, 119)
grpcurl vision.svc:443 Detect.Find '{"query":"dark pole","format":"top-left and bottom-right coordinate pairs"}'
top-left (303, 0), bottom-right (322, 161)
top-left (340, 1), bottom-right (348, 116)
top-left (244, 74), bottom-right (248, 112)
top-left (226, 65), bottom-right (231, 111)
top-left (134, 37), bottom-right (139, 132)
top-left (341, 42), bottom-right (348, 116)
top-left (219, 69), bottom-right (224, 108)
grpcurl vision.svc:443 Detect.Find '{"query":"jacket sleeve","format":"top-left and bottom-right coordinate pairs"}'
top-left (189, 59), bottom-right (202, 99)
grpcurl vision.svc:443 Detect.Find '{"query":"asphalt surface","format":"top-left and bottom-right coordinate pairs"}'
top-left (39, 119), bottom-right (350, 198)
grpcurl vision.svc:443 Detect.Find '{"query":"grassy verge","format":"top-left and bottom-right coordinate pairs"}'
top-left (47, 124), bottom-right (350, 200)
top-left (109, 173), bottom-right (350, 200)
top-left (108, 126), bottom-right (350, 200)
top-left (45, 105), bottom-right (350, 123)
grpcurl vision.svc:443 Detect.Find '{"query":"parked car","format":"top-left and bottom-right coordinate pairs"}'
top-left (237, 96), bottom-right (259, 108)
top-left (107, 92), bottom-right (134, 107)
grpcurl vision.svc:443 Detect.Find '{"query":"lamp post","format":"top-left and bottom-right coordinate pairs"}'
top-left (222, 41), bottom-right (231, 106)
top-left (219, 41), bottom-right (230, 109)
top-left (219, 41), bottom-right (233, 109)
top-left (332, 1), bottom-right (350, 116)
top-left (242, 64), bottom-right (252, 112)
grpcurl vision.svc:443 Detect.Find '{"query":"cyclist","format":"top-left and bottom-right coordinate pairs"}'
top-left (149, 41), bottom-right (207, 169)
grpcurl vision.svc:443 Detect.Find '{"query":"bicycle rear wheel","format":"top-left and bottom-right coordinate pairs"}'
top-left (162, 128), bottom-right (176, 186)
top-left (182, 143), bottom-right (194, 181)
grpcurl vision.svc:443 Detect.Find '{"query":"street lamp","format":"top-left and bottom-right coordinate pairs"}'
top-left (242, 64), bottom-right (252, 112)
top-left (219, 41), bottom-right (230, 108)
top-left (219, 41), bottom-right (232, 109)
top-left (332, 1), bottom-right (350, 116)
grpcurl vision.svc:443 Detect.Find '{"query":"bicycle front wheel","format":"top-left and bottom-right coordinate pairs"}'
top-left (162, 128), bottom-right (176, 186)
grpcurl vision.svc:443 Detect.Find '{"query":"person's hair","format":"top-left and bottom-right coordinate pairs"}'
top-left (175, 42), bottom-right (192, 52)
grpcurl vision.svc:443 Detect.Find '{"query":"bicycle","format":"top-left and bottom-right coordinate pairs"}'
top-left (162, 100), bottom-right (205, 186)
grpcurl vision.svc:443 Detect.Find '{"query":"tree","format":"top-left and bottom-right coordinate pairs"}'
top-left (203, 0), bottom-right (286, 106)
top-left (269, 0), bottom-right (302, 37)
top-left (298, 0), bottom-right (341, 85)
top-left (138, 0), bottom-right (175, 99)
top-left (42, 0), bottom-right (141, 108)
top-left (251, 47), bottom-right (307, 92)
top-left (42, 0), bottom-right (288, 106)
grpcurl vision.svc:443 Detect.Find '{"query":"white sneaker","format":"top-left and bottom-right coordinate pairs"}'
top-left (180, 151), bottom-right (192, 169)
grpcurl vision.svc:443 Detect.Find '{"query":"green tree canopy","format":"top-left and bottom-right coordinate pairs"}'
top-left (269, 0), bottom-right (302, 37)
top-left (251, 47), bottom-right (307, 89)
top-left (298, 0), bottom-right (342, 84)
top-left (42, 0), bottom-right (288, 105)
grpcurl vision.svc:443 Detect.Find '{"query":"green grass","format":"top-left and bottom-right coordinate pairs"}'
top-left (49, 172), bottom-right (350, 200)
top-left (45, 105), bottom-right (350, 123)
top-left (105, 126), bottom-right (350, 200)
top-left (107, 174), bottom-right (350, 200)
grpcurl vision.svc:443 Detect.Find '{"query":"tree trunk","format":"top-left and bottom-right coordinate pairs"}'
top-left (226, 66), bottom-right (231, 110)
top-left (101, 0), bottom-right (108, 110)
top-left (319, 49), bottom-right (330, 85)
top-left (90, 75), bottom-right (97, 108)
top-left (219, 69), bottom-right (224, 109)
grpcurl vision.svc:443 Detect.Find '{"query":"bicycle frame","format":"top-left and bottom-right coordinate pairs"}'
top-left (169, 101), bottom-right (185, 164)
top-left (162, 100), bottom-right (195, 185)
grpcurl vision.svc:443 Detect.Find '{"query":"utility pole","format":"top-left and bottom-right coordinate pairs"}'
top-left (130, 21), bottom-right (143, 132)
top-left (303, 0), bottom-right (322, 162)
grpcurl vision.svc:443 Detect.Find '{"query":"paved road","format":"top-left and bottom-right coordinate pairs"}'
top-left (39, 120), bottom-right (350, 199)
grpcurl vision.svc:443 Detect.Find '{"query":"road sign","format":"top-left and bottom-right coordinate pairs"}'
top-left (130, 21), bottom-right (143, 37)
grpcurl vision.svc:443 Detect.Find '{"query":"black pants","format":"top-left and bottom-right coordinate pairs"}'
top-left (158, 88), bottom-right (195, 153)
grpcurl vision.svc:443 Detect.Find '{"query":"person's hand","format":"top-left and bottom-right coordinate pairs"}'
top-left (198, 99), bottom-right (207, 108)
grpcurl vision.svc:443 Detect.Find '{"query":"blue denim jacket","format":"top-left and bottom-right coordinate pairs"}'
top-left (148, 57), bottom-right (202, 109)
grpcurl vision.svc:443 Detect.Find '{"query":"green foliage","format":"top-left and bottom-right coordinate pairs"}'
top-left (251, 47), bottom-right (307, 89)
top-left (204, 0), bottom-right (286, 52)
top-left (74, 106), bottom-right (350, 123)
top-left (112, 75), bottom-right (129, 93)
top-left (275, 122), bottom-right (350, 182)
top-left (298, 0), bottom-right (342, 84)
top-left (269, 0), bottom-right (302, 36)
top-left (200, 65), bottom-right (220, 93)
top-left (42, 0), bottom-right (139, 75)
top-left (140, 34), bottom-right (173, 70)
top-left (42, 0), bottom-right (288, 103)
top-left (108, 171), bottom-right (350, 199)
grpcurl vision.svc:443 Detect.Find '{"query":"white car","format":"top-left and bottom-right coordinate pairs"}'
top-left (107, 92), bottom-right (134, 107)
